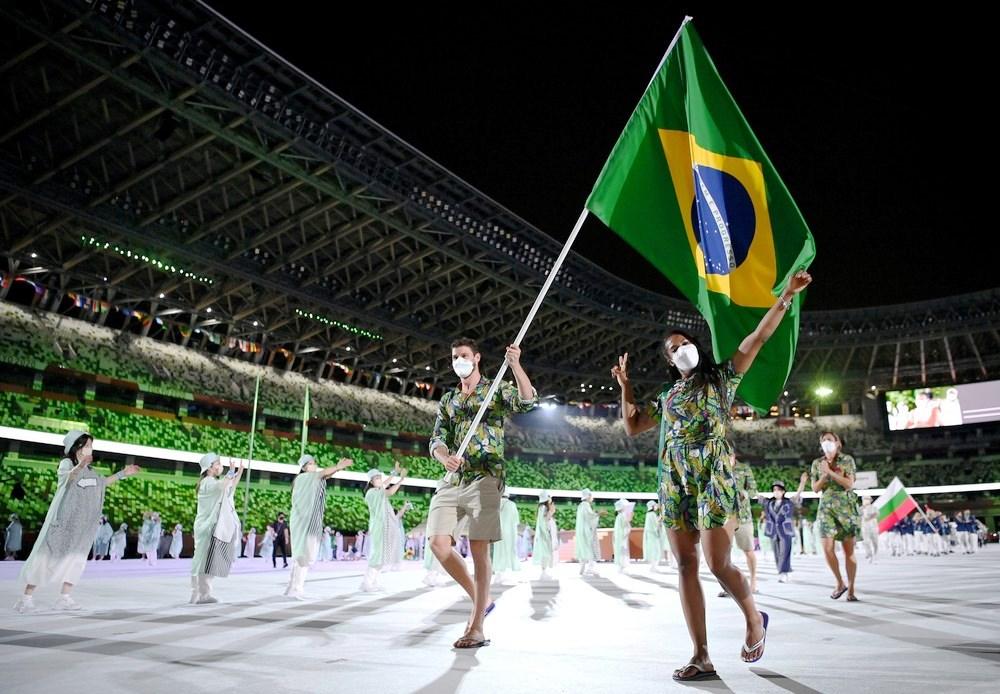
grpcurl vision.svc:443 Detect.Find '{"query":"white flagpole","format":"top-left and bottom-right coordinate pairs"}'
top-left (443, 208), bottom-right (588, 484)
top-left (443, 17), bottom-right (694, 483)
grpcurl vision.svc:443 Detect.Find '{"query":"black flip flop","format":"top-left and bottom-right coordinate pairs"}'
top-left (831, 586), bottom-right (848, 600)
top-left (672, 663), bottom-right (718, 681)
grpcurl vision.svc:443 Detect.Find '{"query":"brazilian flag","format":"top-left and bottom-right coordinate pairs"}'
top-left (587, 19), bottom-right (816, 412)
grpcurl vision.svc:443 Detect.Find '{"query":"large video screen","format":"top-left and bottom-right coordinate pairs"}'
top-left (885, 380), bottom-right (1000, 431)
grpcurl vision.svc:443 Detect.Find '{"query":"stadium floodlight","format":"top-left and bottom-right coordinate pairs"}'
top-left (815, 386), bottom-right (833, 397)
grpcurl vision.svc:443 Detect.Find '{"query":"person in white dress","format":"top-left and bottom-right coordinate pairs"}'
top-left (286, 454), bottom-right (353, 599)
top-left (243, 527), bottom-right (257, 559)
top-left (109, 523), bottom-right (128, 562)
top-left (169, 524), bottom-right (184, 559)
top-left (92, 516), bottom-right (112, 561)
top-left (190, 454), bottom-right (245, 605)
top-left (14, 431), bottom-right (140, 612)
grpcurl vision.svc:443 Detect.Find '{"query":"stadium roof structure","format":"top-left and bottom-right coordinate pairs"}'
top-left (2, 0), bottom-right (998, 407)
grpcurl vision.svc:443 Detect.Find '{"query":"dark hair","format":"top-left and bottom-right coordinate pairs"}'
top-left (451, 337), bottom-right (480, 354)
top-left (67, 433), bottom-right (94, 465)
top-left (662, 331), bottom-right (726, 396)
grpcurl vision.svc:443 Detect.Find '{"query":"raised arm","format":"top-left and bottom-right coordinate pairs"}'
top-left (104, 464), bottom-right (141, 488)
top-left (321, 458), bottom-right (353, 479)
top-left (732, 271), bottom-right (812, 374)
top-left (611, 352), bottom-right (657, 436)
top-left (386, 466), bottom-right (408, 496)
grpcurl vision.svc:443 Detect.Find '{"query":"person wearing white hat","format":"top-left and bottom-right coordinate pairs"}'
top-left (243, 527), bottom-right (258, 559)
top-left (491, 489), bottom-right (521, 584)
top-left (334, 529), bottom-right (344, 561)
top-left (644, 500), bottom-right (668, 573)
top-left (139, 511), bottom-right (162, 567)
top-left (286, 454), bottom-right (353, 599)
top-left (613, 499), bottom-right (633, 573)
top-left (361, 464), bottom-right (407, 592)
top-left (575, 489), bottom-right (604, 576)
top-left (109, 523), bottom-right (128, 562)
top-left (319, 527), bottom-right (333, 562)
top-left (169, 523), bottom-right (184, 559)
top-left (190, 453), bottom-right (246, 605)
top-left (92, 515), bottom-right (112, 562)
top-left (14, 431), bottom-right (140, 613)
top-left (258, 525), bottom-right (275, 563)
top-left (533, 492), bottom-right (556, 580)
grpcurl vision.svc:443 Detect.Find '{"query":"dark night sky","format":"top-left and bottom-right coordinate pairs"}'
top-left (205, 3), bottom-right (993, 310)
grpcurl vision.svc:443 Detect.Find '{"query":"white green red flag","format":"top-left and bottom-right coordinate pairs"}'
top-left (874, 477), bottom-right (918, 533)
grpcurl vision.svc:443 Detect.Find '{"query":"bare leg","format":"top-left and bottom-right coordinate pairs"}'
top-left (430, 535), bottom-right (475, 601)
top-left (822, 537), bottom-right (845, 591)
top-left (702, 527), bottom-right (764, 661)
top-left (842, 537), bottom-right (858, 597)
top-left (462, 540), bottom-right (492, 642)
top-left (667, 528), bottom-right (713, 672)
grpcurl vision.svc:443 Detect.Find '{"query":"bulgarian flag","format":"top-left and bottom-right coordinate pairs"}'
top-left (874, 477), bottom-right (918, 533)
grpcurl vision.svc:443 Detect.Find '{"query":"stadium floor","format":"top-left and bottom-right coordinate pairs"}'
top-left (1, 548), bottom-right (997, 693)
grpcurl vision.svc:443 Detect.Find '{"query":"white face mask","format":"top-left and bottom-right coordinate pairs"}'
top-left (672, 343), bottom-right (700, 372)
top-left (821, 440), bottom-right (838, 456)
top-left (453, 357), bottom-right (475, 379)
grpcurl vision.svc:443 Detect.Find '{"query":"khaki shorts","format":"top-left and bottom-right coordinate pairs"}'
top-left (426, 475), bottom-right (502, 542)
top-left (733, 521), bottom-right (754, 552)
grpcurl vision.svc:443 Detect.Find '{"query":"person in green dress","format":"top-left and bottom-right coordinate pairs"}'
top-left (286, 453), bottom-right (352, 599)
top-left (491, 489), bottom-right (521, 584)
top-left (575, 488), bottom-right (604, 576)
top-left (811, 431), bottom-right (861, 601)
top-left (612, 498), bottom-right (633, 573)
top-left (361, 464), bottom-right (407, 592)
top-left (533, 492), bottom-right (556, 580)
top-left (613, 270), bottom-right (812, 680)
top-left (190, 453), bottom-right (245, 605)
top-left (643, 500), bottom-right (668, 573)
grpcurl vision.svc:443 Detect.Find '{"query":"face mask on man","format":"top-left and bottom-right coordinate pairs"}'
top-left (672, 343), bottom-right (700, 372)
top-left (453, 357), bottom-right (475, 379)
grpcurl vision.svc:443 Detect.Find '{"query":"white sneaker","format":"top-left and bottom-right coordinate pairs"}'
top-left (360, 580), bottom-right (378, 593)
top-left (55, 594), bottom-right (82, 610)
top-left (777, 573), bottom-right (788, 583)
top-left (195, 595), bottom-right (218, 604)
top-left (13, 596), bottom-right (35, 613)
